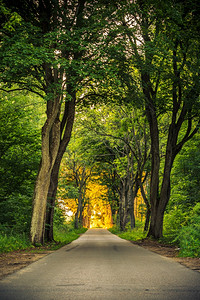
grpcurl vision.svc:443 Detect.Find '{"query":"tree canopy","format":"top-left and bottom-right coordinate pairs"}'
top-left (0, 0), bottom-right (199, 248)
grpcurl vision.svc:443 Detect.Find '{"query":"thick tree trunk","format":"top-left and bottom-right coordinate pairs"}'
top-left (30, 104), bottom-right (61, 244)
top-left (146, 111), bottom-right (161, 238)
top-left (141, 70), bottom-right (161, 238)
top-left (45, 161), bottom-right (60, 241)
top-left (45, 98), bottom-right (76, 241)
top-left (139, 11), bottom-right (198, 240)
top-left (147, 124), bottom-right (177, 238)
top-left (147, 206), bottom-right (164, 239)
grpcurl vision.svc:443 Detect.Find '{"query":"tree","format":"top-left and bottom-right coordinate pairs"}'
top-left (75, 104), bottom-right (151, 230)
top-left (57, 123), bottom-right (96, 231)
top-left (64, 152), bottom-right (92, 229)
top-left (0, 0), bottom-right (117, 244)
top-left (105, 0), bottom-right (200, 238)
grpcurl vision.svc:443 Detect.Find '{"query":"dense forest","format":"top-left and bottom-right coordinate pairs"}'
top-left (0, 0), bottom-right (199, 257)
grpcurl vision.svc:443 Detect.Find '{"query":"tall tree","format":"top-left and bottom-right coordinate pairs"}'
top-left (0, 0), bottom-right (117, 244)
top-left (111, 0), bottom-right (200, 238)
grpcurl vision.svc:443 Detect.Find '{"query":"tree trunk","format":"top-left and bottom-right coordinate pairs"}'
top-left (30, 103), bottom-right (61, 244)
top-left (119, 180), bottom-right (127, 231)
top-left (139, 178), bottom-right (151, 232)
top-left (128, 181), bottom-right (137, 229)
top-left (75, 194), bottom-right (82, 229)
top-left (44, 161), bottom-right (60, 241)
top-left (147, 206), bottom-right (164, 239)
top-left (144, 208), bottom-right (151, 232)
top-left (45, 97), bottom-right (76, 241)
top-left (147, 123), bottom-right (178, 238)
top-left (146, 111), bottom-right (160, 238)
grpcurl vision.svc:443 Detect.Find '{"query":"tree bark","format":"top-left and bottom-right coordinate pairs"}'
top-left (45, 97), bottom-right (76, 241)
top-left (30, 98), bottom-right (61, 244)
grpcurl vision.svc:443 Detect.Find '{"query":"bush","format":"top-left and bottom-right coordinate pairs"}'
top-left (109, 221), bottom-right (146, 241)
top-left (0, 232), bottom-right (31, 253)
top-left (178, 203), bottom-right (200, 257)
top-left (163, 208), bottom-right (187, 241)
top-left (53, 223), bottom-right (87, 244)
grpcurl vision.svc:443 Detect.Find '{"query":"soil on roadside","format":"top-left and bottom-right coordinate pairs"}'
top-left (0, 239), bottom-right (199, 281)
top-left (131, 239), bottom-right (200, 273)
top-left (0, 249), bottom-right (53, 280)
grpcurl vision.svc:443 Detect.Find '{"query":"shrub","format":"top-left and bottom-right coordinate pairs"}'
top-left (109, 221), bottom-right (146, 241)
top-left (53, 223), bottom-right (87, 244)
top-left (178, 203), bottom-right (200, 257)
top-left (163, 208), bottom-right (187, 241)
top-left (0, 232), bottom-right (31, 253)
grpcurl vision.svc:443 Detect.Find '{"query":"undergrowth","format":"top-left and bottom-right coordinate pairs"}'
top-left (53, 223), bottom-right (87, 244)
top-left (109, 221), bottom-right (146, 241)
top-left (110, 204), bottom-right (200, 258)
top-left (0, 223), bottom-right (87, 253)
top-left (0, 232), bottom-right (32, 253)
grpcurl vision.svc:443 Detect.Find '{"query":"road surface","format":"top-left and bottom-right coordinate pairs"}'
top-left (0, 229), bottom-right (199, 299)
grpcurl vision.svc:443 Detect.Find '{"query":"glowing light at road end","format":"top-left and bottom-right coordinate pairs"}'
top-left (83, 178), bottom-right (113, 229)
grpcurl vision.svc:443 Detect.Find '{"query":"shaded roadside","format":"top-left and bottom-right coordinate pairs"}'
top-left (131, 239), bottom-right (200, 272)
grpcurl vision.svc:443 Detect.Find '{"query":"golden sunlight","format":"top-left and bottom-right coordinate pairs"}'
top-left (83, 179), bottom-right (113, 229)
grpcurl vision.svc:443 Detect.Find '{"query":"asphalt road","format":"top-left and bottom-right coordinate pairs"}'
top-left (0, 229), bottom-right (199, 300)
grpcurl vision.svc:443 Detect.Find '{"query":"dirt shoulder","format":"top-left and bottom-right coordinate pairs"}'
top-left (0, 240), bottom-right (199, 280)
top-left (131, 239), bottom-right (200, 273)
top-left (0, 250), bottom-right (54, 280)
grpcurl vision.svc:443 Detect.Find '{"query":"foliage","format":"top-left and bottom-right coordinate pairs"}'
top-left (53, 224), bottom-right (87, 244)
top-left (0, 228), bottom-right (31, 253)
top-left (0, 224), bottom-right (87, 253)
top-left (169, 134), bottom-right (200, 211)
top-left (0, 203), bottom-right (87, 253)
top-left (162, 133), bottom-right (200, 254)
top-left (85, 177), bottom-right (113, 229)
top-left (52, 200), bottom-right (87, 244)
top-left (163, 209), bottom-right (188, 242)
top-left (0, 92), bottom-right (43, 233)
top-left (74, 104), bottom-right (150, 230)
top-left (177, 203), bottom-right (200, 257)
top-left (109, 221), bottom-right (146, 241)
top-left (0, 0), bottom-right (199, 250)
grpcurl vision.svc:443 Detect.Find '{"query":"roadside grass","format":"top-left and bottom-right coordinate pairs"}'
top-left (53, 224), bottom-right (87, 245)
top-left (110, 215), bottom-right (200, 258)
top-left (0, 232), bottom-right (32, 253)
top-left (0, 224), bottom-right (87, 253)
top-left (109, 221), bottom-right (146, 241)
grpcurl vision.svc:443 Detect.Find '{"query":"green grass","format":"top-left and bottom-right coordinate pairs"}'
top-left (0, 225), bottom-right (87, 253)
top-left (53, 225), bottom-right (87, 244)
top-left (109, 222), bottom-right (146, 241)
top-left (0, 233), bottom-right (32, 253)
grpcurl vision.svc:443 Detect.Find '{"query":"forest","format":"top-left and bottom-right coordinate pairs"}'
top-left (0, 0), bottom-right (199, 257)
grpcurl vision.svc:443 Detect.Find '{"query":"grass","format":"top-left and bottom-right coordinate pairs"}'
top-left (0, 225), bottom-right (87, 253)
top-left (109, 222), bottom-right (146, 241)
top-left (53, 225), bottom-right (87, 245)
top-left (0, 232), bottom-right (32, 253)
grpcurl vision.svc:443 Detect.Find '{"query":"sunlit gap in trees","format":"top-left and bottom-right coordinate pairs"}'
top-left (57, 178), bottom-right (113, 229)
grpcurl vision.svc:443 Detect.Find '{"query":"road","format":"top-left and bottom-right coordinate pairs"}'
top-left (0, 229), bottom-right (199, 300)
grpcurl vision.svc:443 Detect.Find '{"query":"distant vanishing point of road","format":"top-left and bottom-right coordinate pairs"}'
top-left (0, 229), bottom-right (199, 300)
